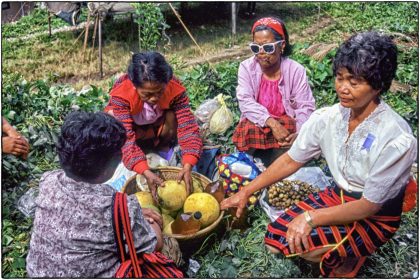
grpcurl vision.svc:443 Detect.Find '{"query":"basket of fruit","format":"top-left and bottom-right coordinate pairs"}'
top-left (122, 166), bottom-right (225, 241)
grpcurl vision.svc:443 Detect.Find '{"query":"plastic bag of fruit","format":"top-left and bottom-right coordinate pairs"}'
top-left (209, 94), bottom-right (234, 135)
top-left (259, 167), bottom-right (332, 222)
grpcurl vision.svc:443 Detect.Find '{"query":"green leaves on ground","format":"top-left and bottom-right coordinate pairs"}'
top-left (196, 208), bottom-right (302, 278)
top-left (316, 2), bottom-right (419, 42)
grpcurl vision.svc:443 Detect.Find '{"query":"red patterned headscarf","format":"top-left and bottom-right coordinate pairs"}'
top-left (251, 17), bottom-right (285, 38)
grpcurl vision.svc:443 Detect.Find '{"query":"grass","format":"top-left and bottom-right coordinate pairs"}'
top-left (2, 3), bottom-right (321, 90)
top-left (359, 209), bottom-right (419, 278)
top-left (195, 208), bottom-right (303, 278)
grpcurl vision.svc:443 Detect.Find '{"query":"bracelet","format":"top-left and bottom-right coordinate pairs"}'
top-left (304, 211), bottom-right (316, 228)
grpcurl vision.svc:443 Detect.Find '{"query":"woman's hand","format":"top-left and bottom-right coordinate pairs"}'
top-left (266, 117), bottom-right (290, 142)
top-left (286, 212), bottom-right (313, 254)
top-left (177, 163), bottom-right (193, 195)
top-left (2, 136), bottom-right (30, 159)
top-left (220, 190), bottom-right (249, 218)
top-left (278, 133), bottom-right (298, 148)
top-left (142, 208), bottom-right (163, 229)
top-left (143, 170), bottom-right (165, 204)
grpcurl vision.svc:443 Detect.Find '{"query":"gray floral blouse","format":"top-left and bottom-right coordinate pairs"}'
top-left (26, 169), bottom-right (157, 278)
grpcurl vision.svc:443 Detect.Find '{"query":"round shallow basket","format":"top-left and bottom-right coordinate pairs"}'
top-left (122, 166), bottom-right (225, 241)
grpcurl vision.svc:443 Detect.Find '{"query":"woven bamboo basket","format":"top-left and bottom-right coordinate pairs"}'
top-left (122, 166), bottom-right (225, 241)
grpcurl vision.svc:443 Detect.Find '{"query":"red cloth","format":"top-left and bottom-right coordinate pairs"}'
top-left (232, 116), bottom-right (296, 151)
top-left (402, 177), bottom-right (417, 212)
top-left (252, 17), bottom-right (285, 38)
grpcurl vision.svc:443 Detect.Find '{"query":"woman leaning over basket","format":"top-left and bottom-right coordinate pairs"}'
top-left (232, 17), bottom-right (315, 165)
top-left (221, 32), bottom-right (417, 277)
top-left (105, 51), bottom-right (202, 201)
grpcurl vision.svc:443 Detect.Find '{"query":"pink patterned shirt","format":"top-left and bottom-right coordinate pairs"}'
top-left (257, 76), bottom-right (285, 118)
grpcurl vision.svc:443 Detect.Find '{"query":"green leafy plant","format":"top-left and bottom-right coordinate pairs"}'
top-left (179, 61), bottom-right (240, 153)
top-left (316, 2), bottom-right (419, 42)
top-left (131, 3), bottom-right (169, 51)
top-left (195, 208), bottom-right (303, 278)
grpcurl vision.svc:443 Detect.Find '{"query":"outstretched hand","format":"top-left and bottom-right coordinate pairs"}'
top-left (220, 190), bottom-right (248, 218)
top-left (143, 170), bottom-right (165, 204)
top-left (177, 163), bottom-right (193, 195)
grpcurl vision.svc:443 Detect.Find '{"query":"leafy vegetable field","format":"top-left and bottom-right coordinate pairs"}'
top-left (2, 2), bottom-right (418, 278)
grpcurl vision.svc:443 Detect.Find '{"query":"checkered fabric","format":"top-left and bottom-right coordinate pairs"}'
top-left (232, 115), bottom-right (296, 151)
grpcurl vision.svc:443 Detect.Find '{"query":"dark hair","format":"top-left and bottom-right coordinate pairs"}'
top-left (56, 111), bottom-right (126, 181)
top-left (333, 31), bottom-right (398, 94)
top-left (127, 51), bottom-right (173, 88)
top-left (252, 17), bottom-right (293, 56)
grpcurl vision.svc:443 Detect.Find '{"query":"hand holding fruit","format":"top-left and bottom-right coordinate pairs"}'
top-left (177, 163), bottom-right (193, 195)
top-left (143, 170), bottom-right (165, 204)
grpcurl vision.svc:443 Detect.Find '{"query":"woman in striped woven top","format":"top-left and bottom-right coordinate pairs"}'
top-left (105, 52), bottom-right (202, 201)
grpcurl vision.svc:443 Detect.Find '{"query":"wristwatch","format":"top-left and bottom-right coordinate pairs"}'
top-left (304, 211), bottom-right (316, 228)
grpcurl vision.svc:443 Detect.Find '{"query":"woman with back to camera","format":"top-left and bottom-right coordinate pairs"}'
top-left (222, 32), bottom-right (417, 277)
top-left (26, 111), bottom-right (165, 278)
top-left (105, 51), bottom-right (202, 201)
top-left (232, 17), bottom-right (315, 165)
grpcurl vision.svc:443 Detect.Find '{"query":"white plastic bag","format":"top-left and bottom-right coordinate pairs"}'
top-left (17, 187), bottom-right (39, 218)
top-left (194, 98), bottom-right (221, 124)
top-left (259, 167), bottom-right (332, 222)
top-left (286, 167), bottom-right (332, 190)
top-left (146, 153), bottom-right (169, 168)
top-left (209, 94), bottom-right (233, 135)
top-left (105, 162), bottom-right (136, 192)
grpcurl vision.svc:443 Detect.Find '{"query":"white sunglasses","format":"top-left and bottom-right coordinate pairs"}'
top-left (249, 40), bottom-right (283, 54)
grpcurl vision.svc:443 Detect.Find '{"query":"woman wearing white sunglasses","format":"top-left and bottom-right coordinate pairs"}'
top-left (232, 17), bottom-right (315, 165)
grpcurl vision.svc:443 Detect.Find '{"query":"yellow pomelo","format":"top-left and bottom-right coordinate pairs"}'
top-left (183, 193), bottom-right (220, 228)
top-left (135, 191), bottom-right (156, 207)
top-left (163, 221), bottom-right (174, 235)
top-left (161, 207), bottom-right (179, 219)
top-left (157, 180), bottom-right (187, 211)
top-left (162, 213), bottom-right (175, 229)
top-left (192, 177), bottom-right (203, 193)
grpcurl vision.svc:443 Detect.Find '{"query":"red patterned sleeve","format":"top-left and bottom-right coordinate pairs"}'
top-left (108, 96), bottom-right (149, 174)
top-left (171, 92), bottom-right (203, 166)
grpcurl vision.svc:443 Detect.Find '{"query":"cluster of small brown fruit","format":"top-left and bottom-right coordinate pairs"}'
top-left (267, 180), bottom-right (320, 210)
